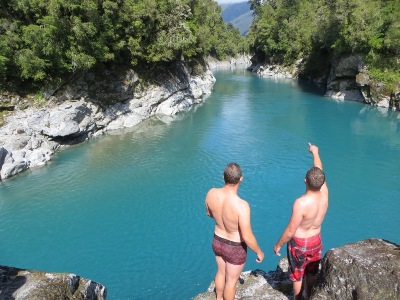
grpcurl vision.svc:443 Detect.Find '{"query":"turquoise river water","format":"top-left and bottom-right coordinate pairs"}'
top-left (0, 69), bottom-right (399, 299)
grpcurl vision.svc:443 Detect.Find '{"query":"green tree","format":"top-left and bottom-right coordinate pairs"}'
top-left (0, 0), bottom-right (247, 86)
top-left (248, 0), bottom-right (400, 89)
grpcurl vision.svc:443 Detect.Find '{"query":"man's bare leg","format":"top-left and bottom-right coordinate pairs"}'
top-left (214, 256), bottom-right (226, 300)
top-left (223, 262), bottom-right (245, 300)
top-left (293, 280), bottom-right (304, 300)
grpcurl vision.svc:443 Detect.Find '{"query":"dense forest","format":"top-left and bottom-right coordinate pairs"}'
top-left (247, 0), bottom-right (400, 93)
top-left (1, 0), bottom-right (399, 94)
top-left (0, 0), bottom-right (244, 88)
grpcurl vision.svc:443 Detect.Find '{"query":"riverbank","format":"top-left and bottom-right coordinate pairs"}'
top-left (3, 52), bottom-right (399, 181)
top-left (247, 54), bottom-right (400, 111)
top-left (0, 60), bottom-right (216, 180)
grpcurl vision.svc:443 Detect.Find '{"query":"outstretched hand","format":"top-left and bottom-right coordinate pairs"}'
top-left (308, 142), bottom-right (318, 154)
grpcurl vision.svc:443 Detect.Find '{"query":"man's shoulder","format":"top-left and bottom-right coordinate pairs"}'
top-left (238, 198), bottom-right (250, 210)
top-left (294, 194), bottom-right (308, 203)
top-left (293, 194), bottom-right (311, 210)
top-left (207, 187), bottom-right (219, 194)
top-left (206, 187), bottom-right (222, 201)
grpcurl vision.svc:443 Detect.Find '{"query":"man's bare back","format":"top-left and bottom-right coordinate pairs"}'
top-left (292, 183), bottom-right (328, 238)
top-left (205, 187), bottom-right (248, 242)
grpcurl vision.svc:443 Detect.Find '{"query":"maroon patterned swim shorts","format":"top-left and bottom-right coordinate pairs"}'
top-left (287, 233), bottom-right (322, 281)
top-left (212, 234), bottom-right (247, 265)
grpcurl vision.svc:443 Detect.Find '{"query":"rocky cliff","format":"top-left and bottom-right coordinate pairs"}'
top-left (195, 238), bottom-right (400, 300)
top-left (0, 265), bottom-right (106, 300)
top-left (248, 54), bottom-right (400, 111)
top-left (0, 60), bottom-right (215, 180)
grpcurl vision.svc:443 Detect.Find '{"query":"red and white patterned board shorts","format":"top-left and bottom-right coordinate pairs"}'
top-left (287, 233), bottom-right (322, 281)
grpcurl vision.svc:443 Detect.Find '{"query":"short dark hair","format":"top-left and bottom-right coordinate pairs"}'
top-left (306, 167), bottom-right (325, 191)
top-left (224, 163), bottom-right (242, 184)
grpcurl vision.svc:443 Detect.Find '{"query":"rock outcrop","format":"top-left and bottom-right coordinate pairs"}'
top-left (324, 54), bottom-right (366, 103)
top-left (310, 238), bottom-right (400, 300)
top-left (327, 54), bottom-right (400, 110)
top-left (0, 265), bottom-right (106, 300)
top-left (0, 61), bottom-right (216, 180)
top-left (194, 258), bottom-right (293, 300)
top-left (206, 55), bottom-right (252, 70)
top-left (247, 62), bottom-right (295, 79)
top-left (195, 238), bottom-right (400, 300)
top-left (248, 54), bottom-right (400, 111)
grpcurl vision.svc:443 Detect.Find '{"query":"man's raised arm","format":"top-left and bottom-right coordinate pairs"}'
top-left (308, 142), bottom-right (323, 170)
top-left (308, 142), bottom-right (328, 194)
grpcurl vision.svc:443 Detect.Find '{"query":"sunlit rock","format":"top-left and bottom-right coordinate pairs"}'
top-left (194, 239), bottom-right (400, 300)
top-left (0, 61), bottom-right (215, 180)
top-left (0, 265), bottom-right (107, 300)
top-left (310, 238), bottom-right (400, 300)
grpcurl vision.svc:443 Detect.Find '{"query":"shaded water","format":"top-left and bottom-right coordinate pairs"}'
top-left (0, 69), bottom-right (399, 299)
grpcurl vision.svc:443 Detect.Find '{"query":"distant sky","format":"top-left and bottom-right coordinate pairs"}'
top-left (216, 0), bottom-right (247, 3)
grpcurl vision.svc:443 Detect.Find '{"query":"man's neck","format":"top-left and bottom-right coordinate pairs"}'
top-left (223, 183), bottom-right (239, 194)
top-left (305, 188), bottom-right (321, 196)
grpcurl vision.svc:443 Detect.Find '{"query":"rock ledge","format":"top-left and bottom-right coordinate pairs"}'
top-left (195, 238), bottom-right (400, 300)
top-left (0, 265), bottom-right (106, 300)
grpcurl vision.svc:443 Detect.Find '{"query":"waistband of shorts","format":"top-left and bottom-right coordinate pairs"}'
top-left (292, 232), bottom-right (321, 244)
top-left (214, 234), bottom-right (245, 246)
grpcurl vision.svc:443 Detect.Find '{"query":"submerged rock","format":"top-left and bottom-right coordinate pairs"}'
top-left (0, 265), bottom-right (106, 300)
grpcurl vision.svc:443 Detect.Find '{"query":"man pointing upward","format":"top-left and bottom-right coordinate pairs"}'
top-left (274, 143), bottom-right (329, 300)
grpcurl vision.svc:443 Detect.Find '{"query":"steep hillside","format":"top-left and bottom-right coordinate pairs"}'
top-left (220, 2), bottom-right (253, 35)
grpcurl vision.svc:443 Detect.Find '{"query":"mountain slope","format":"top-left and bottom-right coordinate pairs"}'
top-left (220, 2), bottom-right (253, 35)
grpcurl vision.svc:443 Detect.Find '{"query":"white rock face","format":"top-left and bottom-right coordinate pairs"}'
top-left (0, 63), bottom-right (216, 180)
top-left (206, 55), bottom-right (252, 70)
top-left (324, 89), bottom-right (365, 102)
top-left (247, 62), bottom-right (294, 79)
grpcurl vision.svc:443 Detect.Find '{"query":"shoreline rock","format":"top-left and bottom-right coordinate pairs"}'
top-left (194, 258), bottom-right (293, 300)
top-left (311, 238), bottom-right (400, 300)
top-left (247, 55), bottom-right (400, 111)
top-left (0, 265), bottom-right (106, 300)
top-left (0, 61), bottom-right (216, 180)
top-left (247, 62), bottom-right (295, 79)
top-left (195, 238), bottom-right (400, 300)
top-left (206, 54), bottom-right (252, 70)
top-left (0, 56), bottom-right (255, 181)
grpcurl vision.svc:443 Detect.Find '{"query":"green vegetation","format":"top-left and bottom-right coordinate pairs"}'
top-left (0, 0), bottom-right (245, 89)
top-left (248, 0), bottom-right (400, 92)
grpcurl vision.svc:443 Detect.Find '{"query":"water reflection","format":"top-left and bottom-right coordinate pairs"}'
top-left (351, 105), bottom-right (400, 150)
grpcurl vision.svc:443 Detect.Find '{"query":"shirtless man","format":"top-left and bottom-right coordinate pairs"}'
top-left (205, 163), bottom-right (264, 300)
top-left (274, 143), bottom-right (328, 300)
